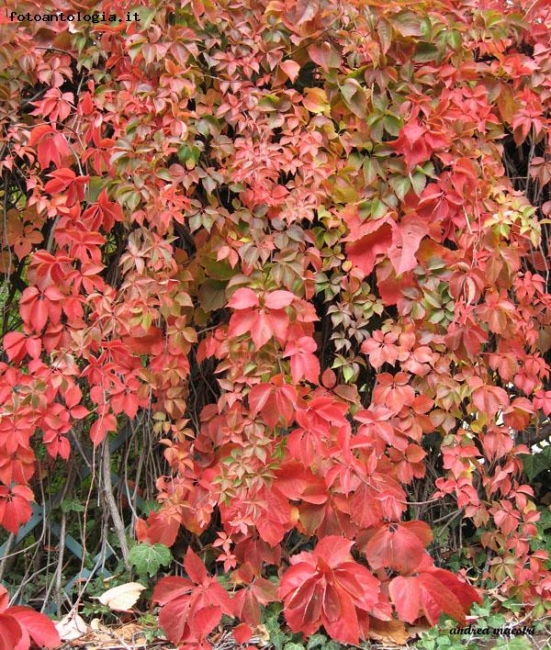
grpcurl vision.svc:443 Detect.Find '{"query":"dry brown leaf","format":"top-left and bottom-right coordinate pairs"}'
top-left (368, 618), bottom-right (411, 646)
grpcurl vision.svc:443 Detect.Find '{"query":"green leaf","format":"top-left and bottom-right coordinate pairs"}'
top-left (131, 6), bottom-right (156, 29)
top-left (383, 113), bottom-right (402, 136)
top-left (363, 157), bottom-right (381, 184)
top-left (371, 196), bottom-right (388, 218)
top-left (85, 176), bottom-right (104, 203)
top-left (522, 445), bottom-right (551, 480)
top-left (447, 29), bottom-right (462, 50)
top-left (390, 175), bottom-right (411, 201)
top-left (268, 624), bottom-right (287, 650)
top-left (306, 634), bottom-right (327, 649)
top-left (413, 42), bottom-right (440, 63)
top-left (410, 171), bottom-right (427, 196)
top-left (284, 643), bottom-right (306, 650)
top-left (129, 543), bottom-right (172, 577)
top-left (61, 498), bottom-right (85, 513)
top-left (367, 113), bottom-right (384, 142)
top-left (127, 35), bottom-right (147, 62)
top-left (199, 279), bottom-right (228, 312)
top-left (340, 78), bottom-right (368, 118)
top-left (306, 634), bottom-right (340, 650)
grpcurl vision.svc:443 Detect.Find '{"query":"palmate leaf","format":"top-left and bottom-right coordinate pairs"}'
top-left (279, 537), bottom-right (380, 644)
top-left (389, 569), bottom-right (481, 626)
top-left (129, 543), bottom-right (173, 576)
top-left (361, 521), bottom-right (433, 574)
top-left (0, 587), bottom-right (60, 650)
top-left (153, 549), bottom-right (233, 645)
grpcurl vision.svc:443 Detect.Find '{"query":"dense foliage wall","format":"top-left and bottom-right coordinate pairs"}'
top-left (1, 0), bottom-right (551, 646)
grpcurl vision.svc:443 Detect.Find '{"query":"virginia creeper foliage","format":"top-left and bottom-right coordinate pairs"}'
top-left (2, 0), bottom-right (551, 645)
top-left (0, 586), bottom-right (60, 650)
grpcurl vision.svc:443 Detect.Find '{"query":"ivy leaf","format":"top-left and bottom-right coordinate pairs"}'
top-left (129, 543), bottom-right (172, 576)
top-left (522, 445), bottom-right (551, 480)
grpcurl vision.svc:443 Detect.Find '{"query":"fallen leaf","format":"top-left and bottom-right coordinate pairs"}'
top-left (98, 582), bottom-right (146, 612)
top-left (55, 613), bottom-right (88, 641)
top-left (368, 618), bottom-right (411, 645)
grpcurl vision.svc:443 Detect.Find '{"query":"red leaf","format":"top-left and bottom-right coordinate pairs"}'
top-left (0, 587), bottom-right (8, 613)
top-left (89, 413), bottom-right (117, 447)
top-left (417, 573), bottom-right (466, 625)
top-left (189, 605), bottom-right (223, 638)
top-left (322, 588), bottom-right (360, 645)
top-left (152, 576), bottom-right (193, 606)
top-left (284, 337), bottom-right (320, 384)
top-left (362, 523), bottom-right (430, 574)
top-left (249, 380), bottom-right (297, 428)
top-left (154, 559), bottom-right (233, 645)
top-left (388, 216), bottom-right (429, 275)
top-left (6, 607), bottom-right (60, 648)
top-left (3, 332), bottom-right (27, 362)
top-left (184, 547), bottom-right (208, 584)
top-left (0, 487), bottom-right (34, 534)
top-left (44, 168), bottom-right (89, 206)
top-left (389, 569), bottom-right (480, 625)
top-left (255, 486), bottom-right (294, 546)
top-left (294, 0), bottom-right (319, 25)
top-left (29, 125), bottom-right (71, 169)
top-left (64, 384), bottom-right (82, 409)
top-left (280, 60), bottom-right (300, 83)
top-left (388, 576), bottom-right (421, 624)
top-left (0, 615), bottom-right (25, 650)
top-left (250, 311), bottom-right (274, 348)
top-left (157, 596), bottom-right (191, 644)
top-left (280, 538), bottom-right (379, 644)
top-left (427, 569), bottom-right (481, 615)
top-left (472, 385), bottom-right (509, 418)
top-left (228, 310), bottom-right (257, 338)
top-left (228, 288), bottom-right (259, 310)
top-left (312, 536), bottom-right (353, 568)
top-left (307, 42), bottom-right (341, 72)
top-left (347, 224), bottom-right (392, 276)
top-left (265, 290), bottom-right (294, 309)
top-left (265, 310), bottom-right (289, 343)
top-left (233, 623), bottom-right (253, 644)
top-left (137, 508), bottom-right (182, 547)
top-left (390, 120), bottom-right (431, 171)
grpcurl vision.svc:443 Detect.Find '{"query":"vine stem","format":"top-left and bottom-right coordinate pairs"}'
top-left (101, 438), bottom-right (130, 570)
